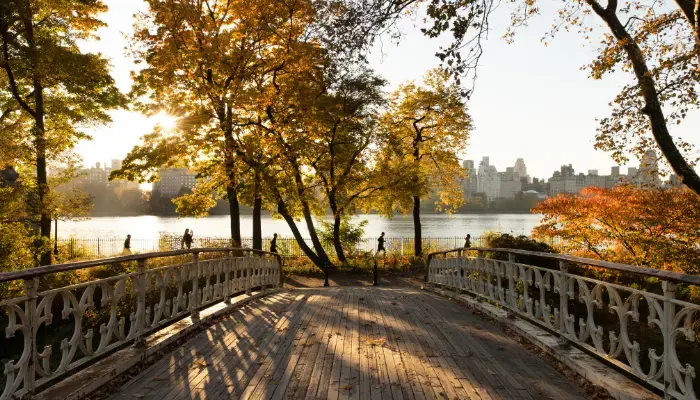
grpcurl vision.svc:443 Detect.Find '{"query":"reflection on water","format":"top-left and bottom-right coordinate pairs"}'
top-left (59, 213), bottom-right (543, 239)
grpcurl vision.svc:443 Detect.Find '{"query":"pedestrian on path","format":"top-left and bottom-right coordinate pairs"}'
top-left (182, 229), bottom-right (193, 249)
top-left (123, 234), bottom-right (132, 254)
top-left (464, 234), bottom-right (471, 248)
top-left (270, 233), bottom-right (278, 254)
top-left (377, 232), bottom-right (386, 256)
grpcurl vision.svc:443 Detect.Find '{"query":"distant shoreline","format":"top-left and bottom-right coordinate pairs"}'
top-left (87, 210), bottom-right (536, 217)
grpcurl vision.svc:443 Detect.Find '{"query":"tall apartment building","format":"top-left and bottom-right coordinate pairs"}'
top-left (153, 168), bottom-right (197, 197)
top-left (461, 160), bottom-right (478, 198)
top-left (72, 160), bottom-right (138, 190)
top-left (477, 157), bottom-right (500, 201)
top-left (514, 158), bottom-right (530, 183)
top-left (76, 162), bottom-right (109, 185)
top-left (548, 165), bottom-right (585, 195)
top-left (499, 167), bottom-right (522, 199)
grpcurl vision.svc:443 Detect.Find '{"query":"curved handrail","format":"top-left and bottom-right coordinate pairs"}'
top-left (0, 247), bottom-right (283, 284)
top-left (428, 247), bottom-right (700, 286)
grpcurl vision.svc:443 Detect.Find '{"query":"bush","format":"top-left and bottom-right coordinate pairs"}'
top-left (483, 232), bottom-right (558, 268)
top-left (318, 218), bottom-right (367, 258)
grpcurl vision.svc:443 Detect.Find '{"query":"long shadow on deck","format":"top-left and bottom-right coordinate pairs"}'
top-left (109, 287), bottom-right (590, 400)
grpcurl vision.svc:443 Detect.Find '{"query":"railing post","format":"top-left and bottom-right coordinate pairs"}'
top-left (557, 261), bottom-right (571, 337)
top-left (506, 253), bottom-right (517, 318)
top-left (424, 254), bottom-right (430, 283)
top-left (662, 280), bottom-right (677, 398)
top-left (223, 251), bottom-right (232, 304)
top-left (476, 251), bottom-right (485, 296)
top-left (133, 258), bottom-right (148, 348)
top-left (245, 257), bottom-right (252, 295)
top-left (23, 278), bottom-right (39, 394)
top-left (191, 252), bottom-right (200, 321)
top-left (276, 254), bottom-right (283, 288)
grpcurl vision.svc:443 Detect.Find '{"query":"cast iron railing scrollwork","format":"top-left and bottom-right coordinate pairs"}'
top-left (428, 247), bottom-right (700, 400)
top-left (0, 248), bottom-right (282, 400)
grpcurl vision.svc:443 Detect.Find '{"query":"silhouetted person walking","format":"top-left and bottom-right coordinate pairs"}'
top-left (377, 232), bottom-right (386, 256)
top-left (270, 233), bottom-right (278, 253)
top-left (182, 229), bottom-right (193, 249)
top-left (464, 234), bottom-right (471, 248)
top-left (123, 234), bottom-right (132, 254)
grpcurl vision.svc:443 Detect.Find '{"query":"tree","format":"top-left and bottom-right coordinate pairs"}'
top-left (1, 0), bottom-right (125, 265)
top-left (305, 68), bottom-right (388, 264)
top-left (113, 0), bottom-right (314, 247)
top-left (499, 0), bottom-right (700, 196)
top-left (377, 69), bottom-right (472, 257)
top-left (329, 0), bottom-right (700, 196)
top-left (533, 186), bottom-right (700, 274)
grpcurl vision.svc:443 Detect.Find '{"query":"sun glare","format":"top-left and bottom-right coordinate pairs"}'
top-left (153, 112), bottom-right (177, 132)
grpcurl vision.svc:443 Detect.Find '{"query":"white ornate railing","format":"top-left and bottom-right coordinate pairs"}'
top-left (0, 248), bottom-right (281, 400)
top-left (428, 248), bottom-right (700, 400)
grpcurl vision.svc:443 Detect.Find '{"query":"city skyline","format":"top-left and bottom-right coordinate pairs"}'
top-left (72, 0), bottom-right (700, 180)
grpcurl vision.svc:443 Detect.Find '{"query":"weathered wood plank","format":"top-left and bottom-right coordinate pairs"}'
top-left (110, 288), bottom-right (591, 400)
top-left (114, 293), bottom-right (295, 400)
top-left (288, 289), bottom-right (342, 400)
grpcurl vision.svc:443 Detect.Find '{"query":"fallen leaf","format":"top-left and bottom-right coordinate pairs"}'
top-left (341, 384), bottom-right (352, 390)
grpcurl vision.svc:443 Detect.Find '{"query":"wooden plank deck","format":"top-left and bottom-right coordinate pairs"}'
top-left (110, 288), bottom-right (590, 400)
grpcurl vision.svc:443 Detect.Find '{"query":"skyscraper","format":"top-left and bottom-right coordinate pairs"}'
top-left (514, 158), bottom-right (529, 183)
top-left (477, 157), bottom-right (500, 201)
top-left (639, 150), bottom-right (662, 187)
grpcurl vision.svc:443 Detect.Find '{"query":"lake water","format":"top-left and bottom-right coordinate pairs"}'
top-left (59, 213), bottom-right (543, 239)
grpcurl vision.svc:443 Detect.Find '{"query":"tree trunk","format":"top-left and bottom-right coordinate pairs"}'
top-left (277, 200), bottom-right (325, 269)
top-left (413, 128), bottom-right (423, 258)
top-left (13, 4), bottom-right (52, 265)
top-left (300, 200), bottom-right (334, 268)
top-left (413, 195), bottom-right (422, 257)
top-left (328, 195), bottom-right (347, 264)
top-left (332, 213), bottom-right (348, 265)
top-left (588, 0), bottom-right (700, 196)
top-left (252, 173), bottom-right (262, 251)
top-left (35, 92), bottom-right (51, 266)
top-left (223, 107), bottom-right (242, 246)
top-left (226, 184), bottom-right (241, 246)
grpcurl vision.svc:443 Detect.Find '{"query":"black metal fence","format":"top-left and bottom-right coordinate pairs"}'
top-left (56, 236), bottom-right (488, 261)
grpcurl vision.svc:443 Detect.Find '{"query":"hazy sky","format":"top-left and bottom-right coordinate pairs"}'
top-left (75, 0), bottom-right (700, 180)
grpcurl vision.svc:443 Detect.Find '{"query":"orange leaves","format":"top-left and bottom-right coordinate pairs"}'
top-left (533, 185), bottom-right (700, 274)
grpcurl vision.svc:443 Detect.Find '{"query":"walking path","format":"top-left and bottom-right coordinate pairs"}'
top-left (109, 287), bottom-right (590, 400)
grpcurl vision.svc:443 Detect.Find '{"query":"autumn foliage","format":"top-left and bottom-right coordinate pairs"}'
top-left (533, 185), bottom-right (700, 275)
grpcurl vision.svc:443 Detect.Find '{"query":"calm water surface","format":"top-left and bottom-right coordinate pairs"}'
top-left (59, 213), bottom-right (543, 239)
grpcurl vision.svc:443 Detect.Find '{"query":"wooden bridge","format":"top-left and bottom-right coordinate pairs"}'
top-left (109, 287), bottom-right (587, 400)
top-left (2, 247), bottom-right (698, 400)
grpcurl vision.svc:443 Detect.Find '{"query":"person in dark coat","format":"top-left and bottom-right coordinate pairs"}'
top-left (377, 232), bottom-right (386, 255)
top-left (270, 233), bottom-right (278, 253)
top-left (464, 234), bottom-right (471, 248)
top-left (123, 234), bottom-right (132, 254)
top-left (182, 229), bottom-right (193, 249)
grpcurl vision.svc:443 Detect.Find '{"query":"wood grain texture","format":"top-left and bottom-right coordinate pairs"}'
top-left (109, 288), bottom-right (590, 400)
